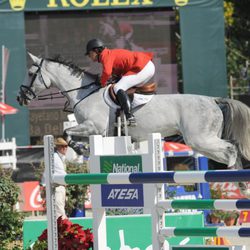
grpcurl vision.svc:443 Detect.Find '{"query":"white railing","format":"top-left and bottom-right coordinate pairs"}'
top-left (229, 75), bottom-right (249, 99)
top-left (0, 137), bottom-right (16, 169)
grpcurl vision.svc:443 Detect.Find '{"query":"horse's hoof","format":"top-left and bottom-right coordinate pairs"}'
top-left (238, 182), bottom-right (250, 198)
top-left (127, 116), bottom-right (137, 127)
top-left (127, 121), bottom-right (137, 127)
top-left (68, 140), bottom-right (84, 155)
top-left (75, 147), bottom-right (85, 155)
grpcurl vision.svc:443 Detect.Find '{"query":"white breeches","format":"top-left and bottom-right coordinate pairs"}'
top-left (55, 185), bottom-right (66, 219)
top-left (113, 60), bottom-right (155, 94)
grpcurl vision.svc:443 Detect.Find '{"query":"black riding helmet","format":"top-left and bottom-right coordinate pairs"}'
top-left (85, 38), bottom-right (105, 55)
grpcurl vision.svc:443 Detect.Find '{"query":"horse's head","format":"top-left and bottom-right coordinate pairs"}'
top-left (17, 53), bottom-right (52, 106)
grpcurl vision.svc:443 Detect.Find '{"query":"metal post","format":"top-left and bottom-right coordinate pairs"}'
top-left (44, 135), bottom-right (58, 250)
top-left (2, 45), bottom-right (6, 103)
top-left (1, 45), bottom-right (5, 141)
top-left (89, 135), bottom-right (108, 249)
top-left (146, 133), bottom-right (169, 250)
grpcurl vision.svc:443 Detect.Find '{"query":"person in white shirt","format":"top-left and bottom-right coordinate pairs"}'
top-left (40, 137), bottom-right (68, 219)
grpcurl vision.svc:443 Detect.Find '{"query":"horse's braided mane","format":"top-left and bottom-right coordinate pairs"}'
top-left (46, 55), bottom-right (84, 77)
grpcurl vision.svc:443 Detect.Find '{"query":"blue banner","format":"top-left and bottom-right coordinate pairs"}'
top-left (101, 184), bottom-right (144, 207)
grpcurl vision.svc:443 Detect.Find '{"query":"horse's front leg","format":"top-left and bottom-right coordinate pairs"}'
top-left (233, 156), bottom-right (250, 198)
top-left (63, 120), bottom-right (100, 156)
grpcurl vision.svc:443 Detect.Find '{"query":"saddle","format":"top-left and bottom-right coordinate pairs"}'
top-left (108, 82), bottom-right (157, 105)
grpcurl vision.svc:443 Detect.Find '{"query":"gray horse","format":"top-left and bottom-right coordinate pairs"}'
top-left (17, 53), bottom-right (250, 173)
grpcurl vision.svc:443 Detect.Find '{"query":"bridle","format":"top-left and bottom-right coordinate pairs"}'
top-left (18, 58), bottom-right (101, 111)
top-left (19, 59), bottom-right (49, 101)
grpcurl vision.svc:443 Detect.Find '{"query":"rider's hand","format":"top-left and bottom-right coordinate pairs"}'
top-left (39, 185), bottom-right (46, 199)
top-left (106, 78), bottom-right (114, 85)
top-left (100, 81), bottom-right (108, 88)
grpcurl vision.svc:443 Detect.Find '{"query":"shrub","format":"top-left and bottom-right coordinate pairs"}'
top-left (0, 166), bottom-right (24, 249)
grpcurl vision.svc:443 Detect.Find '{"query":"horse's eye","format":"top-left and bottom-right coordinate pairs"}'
top-left (28, 72), bottom-right (33, 77)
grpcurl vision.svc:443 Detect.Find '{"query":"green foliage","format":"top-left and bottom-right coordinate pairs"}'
top-left (106, 208), bottom-right (143, 216)
top-left (30, 240), bottom-right (47, 250)
top-left (210, 185), bottom-right (226, 199)
top-left (224, 0), bottom-right (250, 92)
top-left (224, 1), bottom-right (234, 27)
top-left (208, 209), bottom-right (239, 226)
top-left (65, 161), bottom-right (89, 215)
top-left (210, 185), bottom-right (239, 224)
top-left (0, 166), bottom-right (24, 249)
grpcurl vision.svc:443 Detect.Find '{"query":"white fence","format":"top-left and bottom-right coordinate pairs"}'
top-left (0, 137), bottom-right (16, 169)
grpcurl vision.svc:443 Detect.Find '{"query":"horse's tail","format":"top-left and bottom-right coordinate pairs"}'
top-left (216, 98), bottom-right (250, 161)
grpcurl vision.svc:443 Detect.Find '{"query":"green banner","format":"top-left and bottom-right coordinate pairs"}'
top-left (100, 155), bottom-right (142, 173)
top-left (0, 0), bottom-right (219, 12)
top-left (0, 11), bottom-right (29, 144)
top-left (100, 155), bottom-right (144, 207)
top-left (180, 0), bottom-right (227, 97)
top-left (0, 0), bottom-right (225, 11)
top-left (0, 0), bottom-right (175, 12)
top-left (23, 212), bottom-right (204, 249)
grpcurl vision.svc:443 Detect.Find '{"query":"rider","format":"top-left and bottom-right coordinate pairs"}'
top-left (85, 38), bottom-right (155, 126)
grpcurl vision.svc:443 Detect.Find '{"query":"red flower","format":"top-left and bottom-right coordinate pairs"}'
top-left (33, 216), bottom-right (94, 250)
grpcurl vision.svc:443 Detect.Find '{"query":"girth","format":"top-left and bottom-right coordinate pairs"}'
top-left (216, 100), bottom-right (230, 140)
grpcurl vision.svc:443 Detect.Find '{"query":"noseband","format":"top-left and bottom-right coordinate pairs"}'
top-left (19, 59), bottom-right (49, 101)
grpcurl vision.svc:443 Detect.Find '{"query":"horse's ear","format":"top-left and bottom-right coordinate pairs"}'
top-left (28, 52), bottom-right (40, 64)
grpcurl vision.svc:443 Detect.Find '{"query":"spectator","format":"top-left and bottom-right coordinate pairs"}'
top-left (40, 137), bottom-right (68, 219)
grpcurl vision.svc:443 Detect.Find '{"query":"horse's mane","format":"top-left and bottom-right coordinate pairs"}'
top-left (46, 55), bottom-right (84, 77)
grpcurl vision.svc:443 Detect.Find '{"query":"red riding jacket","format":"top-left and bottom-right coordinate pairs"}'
top-left (99, 48), bottom-right (153, 87)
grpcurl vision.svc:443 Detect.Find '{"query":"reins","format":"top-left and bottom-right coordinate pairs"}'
top-left (37, 82), bottom-right (101, 113)
top-left (37, 85), bottom-right (93, 101)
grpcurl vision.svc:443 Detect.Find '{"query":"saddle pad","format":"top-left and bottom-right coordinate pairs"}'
top-left (103, 85), bottom-right (154, 109)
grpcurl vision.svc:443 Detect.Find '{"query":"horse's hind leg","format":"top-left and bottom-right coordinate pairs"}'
top-left (185, 135), bottom-right (250, 198)
top-left (185, 135), bottom-right (250, 197)
top-left (184, 135), bottom-right (238, 167)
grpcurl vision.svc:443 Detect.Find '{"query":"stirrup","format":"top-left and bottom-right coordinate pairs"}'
top-left (127, 116), bottom-right (137, 127)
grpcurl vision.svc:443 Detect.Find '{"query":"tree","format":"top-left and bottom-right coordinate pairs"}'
top-left (224, 0), bottom-right (250, 92)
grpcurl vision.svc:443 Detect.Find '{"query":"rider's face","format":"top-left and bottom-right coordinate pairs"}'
top-left (88, 50), bottom-right (98, 62)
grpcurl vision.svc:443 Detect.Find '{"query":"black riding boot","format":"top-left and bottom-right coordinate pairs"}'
top-left (116, 89), bottom-right (137, 126)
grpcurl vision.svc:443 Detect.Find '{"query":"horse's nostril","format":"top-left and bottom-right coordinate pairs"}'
top-left (16, 95), bottom-right (24, 106)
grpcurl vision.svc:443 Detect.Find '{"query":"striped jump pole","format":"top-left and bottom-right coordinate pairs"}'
top-left (159, 227), bottom-right (250, 239)
top-left (53, 170), bottom-right (250, 185)
top-left (157, 199), bottom-right (250, 211)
